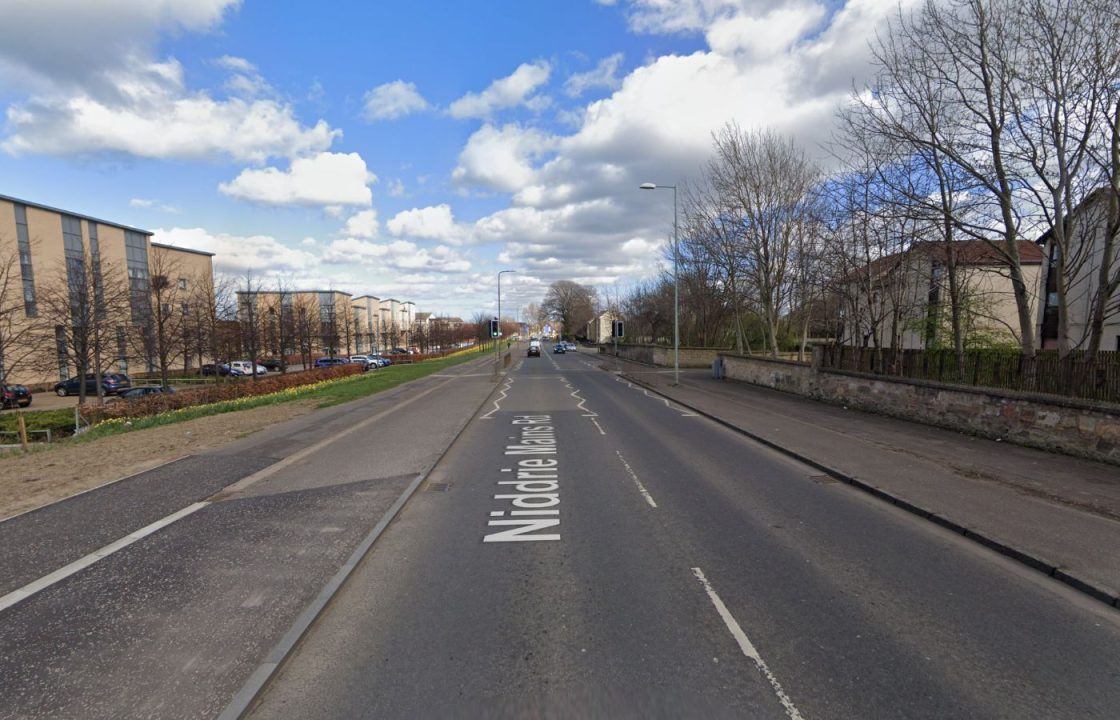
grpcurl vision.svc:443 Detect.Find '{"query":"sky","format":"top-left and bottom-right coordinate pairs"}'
top-left (0, 0), bottom-right (901, 319)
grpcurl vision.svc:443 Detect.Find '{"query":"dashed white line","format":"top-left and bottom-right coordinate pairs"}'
top-left (615, 450), bottom-right (656, 507)
top-left (691, 567), bottom-right (805, 720)
top-left (0, 501), bottom-right (211, 613)
top-left (589, 417), bottom-right (607, 435)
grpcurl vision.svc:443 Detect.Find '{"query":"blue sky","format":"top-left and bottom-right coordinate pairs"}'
top-left (0, 0), bottom-right (885, 319)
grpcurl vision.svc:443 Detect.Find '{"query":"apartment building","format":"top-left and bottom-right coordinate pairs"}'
top-left (1036, 190), bottom-right (1120, 352)
top-left (379, 298), bottom-right (402, 348)
top-left (840, 240), bottom-right (1044, 349)
top-left (0, 194), bottom-right (213, 386)
top-left (351, 295), bottom-right (382, 354)
top-left (236, 289), bottom-right (355, 359)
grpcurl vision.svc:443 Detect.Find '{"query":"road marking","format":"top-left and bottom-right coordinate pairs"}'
top-left (0, 501), bottom-right (210, 613)
top-left (480, 376), bottom-right (513, 420)
top-left (615, 450), bottom-right (656, 508)
top-left (589, 417), bottom-right (607, 435)
top-left (485, 415), bottom-right (561, 542)
top-left (691, 567), bottom-right (805, 720)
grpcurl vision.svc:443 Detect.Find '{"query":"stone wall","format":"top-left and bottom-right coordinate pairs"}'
top-left (718, 353), bottom-right (1120, 465)
top-left (608, 344), bottom-right (723, 368)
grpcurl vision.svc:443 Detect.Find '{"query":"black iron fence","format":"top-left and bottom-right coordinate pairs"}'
top-left (818, 346), bottom-right (1120, 404)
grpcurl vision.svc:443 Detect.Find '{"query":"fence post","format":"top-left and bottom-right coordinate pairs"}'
top-left (17, 414), bottom-right (29, 451)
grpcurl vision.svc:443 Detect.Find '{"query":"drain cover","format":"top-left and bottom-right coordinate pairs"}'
top-left (425, 482), bottom-right (451, 492)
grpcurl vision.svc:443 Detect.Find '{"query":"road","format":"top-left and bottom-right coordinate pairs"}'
top-left (2, 348), bottom-right (1119, 719)
top-left (249, 348), bottom-right (1120, 719)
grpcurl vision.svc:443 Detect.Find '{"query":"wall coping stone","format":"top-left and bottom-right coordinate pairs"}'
top-left (719, 353), bottom-right (810, 369)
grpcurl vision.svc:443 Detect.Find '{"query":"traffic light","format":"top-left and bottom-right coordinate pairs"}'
top-left (612, 320), bottom-right (624, 338)
top-left (489, 318), bottom-right (500, 337)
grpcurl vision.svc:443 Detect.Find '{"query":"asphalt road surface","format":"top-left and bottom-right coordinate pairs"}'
top-left (3, 348), bottom-right (1119, 719)
top-left (249, 348), bottom-right (1120, 719)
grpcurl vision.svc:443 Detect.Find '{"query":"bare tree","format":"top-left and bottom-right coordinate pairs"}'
top-left (708, 123), bottom-right (818, 356)
top-left (541, 281), bottom-right (597, 340)
top-left (0, 245), bottom-right (39, 385)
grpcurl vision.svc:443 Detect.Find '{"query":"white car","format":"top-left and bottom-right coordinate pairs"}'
top-left (350, 355), bottom-right (378, 369)
top-left (229, 360), bottom-right (267, 375)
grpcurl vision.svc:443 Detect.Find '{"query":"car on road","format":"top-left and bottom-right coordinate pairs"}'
top-left (53, 373), bottom-right (132, 397)
top-left (314, 357), bottom-right (349, 368)
top-left (1, 384), bottom-right (32, 409)
top-left (565, 341), bottom-right (578, 351)
top-left (229, 360), bottom-right (267, 376)
top-left (528, 339), bottom-right (541, 357)
top-left (200, 363), bottom-right (242, 377)
top-left (257, 357), bottom-right (284, 372)
top-left (553, 343), bottom-right (566, 354)
top-left (118, 386), bottom-right (174, 400)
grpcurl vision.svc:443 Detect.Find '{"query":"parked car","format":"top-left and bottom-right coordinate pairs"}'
top-left (349, 355), bottom-right (379, 370)
top-left (565, 341), bottom-right (578, 351)
top-left (1, 384), bottom-right (32, 409)
top-left (314, 357), bottom-right (349, 368)
top-left (53, 373), bottom-right (131, 397)
top-left (119, 386), bottom-right (174, 400)
top-left (200, 363), bottom-right (242, 377)
top-left (388, 347), bottom-right (410, 356)
top-left (257, 357), bottom-right (284, 372)
top-left (553, 343), bottom-right (566, 354)
top-left (229, 360), bottom-right (267, 376)
top-left (528, 340), bottom-right (541, 357)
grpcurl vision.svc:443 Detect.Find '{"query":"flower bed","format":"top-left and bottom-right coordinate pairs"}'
top-left (80, 364), bottom-right (365, 425)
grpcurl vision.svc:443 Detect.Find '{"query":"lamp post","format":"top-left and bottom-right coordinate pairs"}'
top-left (497, 269), bottom-right (516, 371)
top-left (639, 182), bottom-right (679, 386)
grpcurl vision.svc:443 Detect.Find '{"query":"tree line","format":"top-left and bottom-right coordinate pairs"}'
top-left (619, 0), bottom-right (1120, 367)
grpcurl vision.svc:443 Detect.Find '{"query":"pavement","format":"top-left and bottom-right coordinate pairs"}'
top-left (0, 354), bottom-right (497, 719)
top-left (601, 354), bottom-right (1120, 606)
top-left (247, 347), bottom-right (1120, 719)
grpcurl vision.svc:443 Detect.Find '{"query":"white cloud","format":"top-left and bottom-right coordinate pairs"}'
top-left (129, 197), bottom-right (179, 213)
top-left (448, 61), bottom-right (552, 119)
top-left (322, 238), bottom-right (471, 273)
top-left (219, 152), bottom-right (376, 208)
top-left (342, 209), bottom-right (380, 238)
top-left (456, 0), bottom-right (908, 290)
top-left (152, 226), bottom-right (319, 277)
top-left (564, 53), bottom-right (625, 97)
top-left (386, 205), bottom-right (468, 244)
top-left (0, 1), bottom-right (337, 164)
top-left (452, 123), bottom-right (556, 193)
top-left (363, 80), bottom-right (430, 120)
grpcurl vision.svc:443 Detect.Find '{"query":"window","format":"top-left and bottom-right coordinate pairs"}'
top-left (178, 278), bottom-right (188, 290)
top-left (124, 231), bottom-right (152, 324)
top-left (14, 205), bottom-right (37, 316)
top-left (55, 325), bottom-right (69, 381)
top-left (61, 215), bottom-right (87, 321)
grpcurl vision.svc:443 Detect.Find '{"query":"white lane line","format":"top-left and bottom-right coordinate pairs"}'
top-left (0, 501), bottom-right (210, 613)
top-left (589, 417), bottom-right (607, 436)
top-left (615, 450), bottom-right (656, 508)
top-left (692, 567), bottom-right (805, 720)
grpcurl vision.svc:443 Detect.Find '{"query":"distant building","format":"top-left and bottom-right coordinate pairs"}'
top-left (586, 311), bottom-right (617, 344)
top-left (351, 295), bottom-right (382, 353)
top-left (237, 289), bottom-right (353, 358)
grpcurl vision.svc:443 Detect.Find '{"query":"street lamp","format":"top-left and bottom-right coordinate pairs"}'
top-left (497, 269), bottom-right (516, 371)
top-left (640, 182), bottom-right (680, 386)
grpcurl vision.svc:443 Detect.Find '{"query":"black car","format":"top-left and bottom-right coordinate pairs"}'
top-left (1, 384), bottom-right (32, 409)
top-left (53, 373), bottom-right (131, 397)
top-left (200, 363), bottom-right (242, 377)
top-left (553, 344), bottom-right (566, 354)
top-left (528, 343), bottom-right (541, 357)
top-left (257, 357), bottom-right (285, 372)
top-left (119, 386), bottom-right (174, 400)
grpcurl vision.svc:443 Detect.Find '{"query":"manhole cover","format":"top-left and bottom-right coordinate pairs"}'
top-left (425, 482), bottom-right (451, 492)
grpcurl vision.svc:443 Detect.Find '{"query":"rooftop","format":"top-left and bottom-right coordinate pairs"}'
top-left (1, 192), bottom-right (153, 236)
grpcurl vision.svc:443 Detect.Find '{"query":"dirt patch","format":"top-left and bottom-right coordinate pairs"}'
top-left (0, 399), bottom-right (317, 520)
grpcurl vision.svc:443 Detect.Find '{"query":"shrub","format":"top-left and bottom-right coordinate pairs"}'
top-left (79, 364), bottom-right (364, 425)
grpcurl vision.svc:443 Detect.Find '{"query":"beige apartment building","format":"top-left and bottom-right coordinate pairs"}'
top-left (1036, 190), bottom-right (1120, 352)
top-left (236, 289), bottom-right (356, 359)
top-left (352, 295), bottom-right (382, 354)
top-left (0, 193), bottom-right (213, 386)
top-left (841, 240), bottom-right (1044, 350)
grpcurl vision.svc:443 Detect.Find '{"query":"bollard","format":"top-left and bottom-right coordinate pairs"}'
top-left (18, 413), bottom-right (29, 451)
